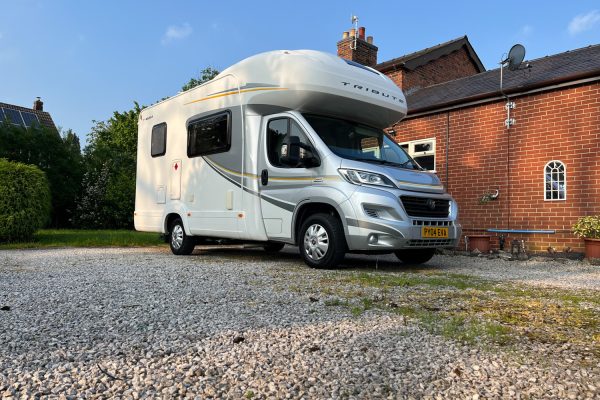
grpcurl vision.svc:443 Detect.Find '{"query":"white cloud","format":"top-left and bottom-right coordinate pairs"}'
top-left (520, 25), bottom-right (533, 36)
top-left (568, 10), bottom-right (600, 35)
top-left (161, 23), bottom-right (193, 45)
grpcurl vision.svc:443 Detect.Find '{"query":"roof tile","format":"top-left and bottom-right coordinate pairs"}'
top-left (406, 44), bottom-right (600, 114)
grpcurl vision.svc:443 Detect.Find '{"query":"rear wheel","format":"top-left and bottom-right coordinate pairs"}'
top-left (299, 213), bottom-right (346, 269)
top-left (394, 248), bottom-right (435, 265)
top-left (169, 218), bottom-right (196, 255)
top-left (263, 242), bottom-right (285, 252)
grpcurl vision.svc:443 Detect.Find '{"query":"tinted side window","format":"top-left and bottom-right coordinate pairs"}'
top-left (267, 118), bottom-right (313, 168)
top-left (151, 123), bottom-right (167, 157)
top-left (187, 111), bottom-right (231, 157)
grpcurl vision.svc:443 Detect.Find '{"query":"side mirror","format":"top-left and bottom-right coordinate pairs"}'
top-left (281, 136), bottom-right (320, 168)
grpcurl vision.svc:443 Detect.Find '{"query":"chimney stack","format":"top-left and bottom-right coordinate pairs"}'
top-left (336, 26), bottom-right (378, 67)
top-left (33, 97), bottom-right (43, 111)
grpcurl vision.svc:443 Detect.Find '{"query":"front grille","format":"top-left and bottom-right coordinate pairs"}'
top-left (406, 239), bottom-right (454, 248)
top-left (412, 220), bottom-right (453, 226)
top-left (400, 196), bottom-right (450, 218)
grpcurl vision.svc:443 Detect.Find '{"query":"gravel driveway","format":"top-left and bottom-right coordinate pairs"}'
top-left (1, 247), bottom-right (599, 399)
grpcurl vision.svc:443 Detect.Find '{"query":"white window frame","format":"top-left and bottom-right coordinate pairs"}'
top-left (544, 160), bottom-right (566, 201)
top-left (399, 137), bottom-right (436, 172)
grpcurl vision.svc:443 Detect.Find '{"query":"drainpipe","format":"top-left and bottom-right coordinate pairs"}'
top-left (506, 104), bottom-right (511, 230)
top-left (446, 112), bottom-right (450, 189)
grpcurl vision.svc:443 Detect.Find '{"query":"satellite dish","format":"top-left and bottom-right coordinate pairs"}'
top-left (507, 44), bottom-right (526, 71)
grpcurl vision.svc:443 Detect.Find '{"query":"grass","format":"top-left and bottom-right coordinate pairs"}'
top-left (0, 229), bottom-right (165, 249)
top-left (311, 270), bottom-right (600, 354)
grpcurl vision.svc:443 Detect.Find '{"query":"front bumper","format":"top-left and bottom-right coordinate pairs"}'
top-left (344, 185), bottom-right (461, 251)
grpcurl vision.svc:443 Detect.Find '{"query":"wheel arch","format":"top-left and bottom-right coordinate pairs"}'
top-left (164, 213), bottom-right (184, 234)
top-left (292, 198), bottom-right (349, 246)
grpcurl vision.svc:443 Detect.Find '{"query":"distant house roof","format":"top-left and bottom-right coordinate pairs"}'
top-left (406, 44), bottom-right (600, 115)
top-left (376, 36), bottom-right (486, 73)
top-left (0, 101), bottom-right (57, 130)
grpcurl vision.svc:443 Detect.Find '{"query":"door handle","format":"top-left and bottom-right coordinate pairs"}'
top-left (261, 169), bottom-right (268, 186)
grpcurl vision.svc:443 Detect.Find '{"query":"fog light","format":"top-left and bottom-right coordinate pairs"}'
top-left (368, 234), bottom-right (379, 245)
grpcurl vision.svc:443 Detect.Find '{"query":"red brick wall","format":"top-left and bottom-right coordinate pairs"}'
top-left (385, 69), bottom-right (404, 89)
top-left (337, 37), bottom-right (378, 67)
top-left (393, 82), bottom-right (600, 253)
top-left (401, 48), bottom-right (481, 93)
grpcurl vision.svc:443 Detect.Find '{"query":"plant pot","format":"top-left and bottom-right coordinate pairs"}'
top-left (583, 238), bottom-right (600, 259)
top-left (468, 235), bottom-right (491, 253)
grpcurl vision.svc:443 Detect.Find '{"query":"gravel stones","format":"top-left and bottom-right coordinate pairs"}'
top-left (1, 247), bottom-right (599, 398)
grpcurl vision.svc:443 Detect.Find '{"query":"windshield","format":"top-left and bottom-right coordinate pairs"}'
top-left (303, 114), bottom-right (420, 170)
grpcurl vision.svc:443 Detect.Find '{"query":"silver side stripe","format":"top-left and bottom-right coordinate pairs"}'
top-left (202, 157), bottom-right (296, 212)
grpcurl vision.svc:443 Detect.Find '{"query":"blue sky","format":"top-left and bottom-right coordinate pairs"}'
top-left (1, 1), bottom-right (599, 146)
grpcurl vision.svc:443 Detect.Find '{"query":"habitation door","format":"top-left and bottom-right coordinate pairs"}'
top-left (258, 113), bottom-right (318, 240)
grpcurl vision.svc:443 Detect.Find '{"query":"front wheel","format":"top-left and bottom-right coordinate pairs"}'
top-left (299, 213), bottom-right (346, 269)
top-left (169, 218), bottom-right (196, 255)
top-left (394, 248), bottom-right (435, 265)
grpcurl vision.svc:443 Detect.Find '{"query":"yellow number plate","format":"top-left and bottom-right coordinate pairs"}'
top-left (422, 227), bottom-right (449, 238)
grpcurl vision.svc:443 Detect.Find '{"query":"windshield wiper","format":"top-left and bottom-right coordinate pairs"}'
top-left (396, 159), bottom-right (416, 168)
top-left (363, 158), bottom-right (417, 169)
top-left (344, 156), bottom-right (418, 169)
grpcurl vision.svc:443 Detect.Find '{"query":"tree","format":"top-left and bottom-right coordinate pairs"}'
top-left (181, 67), bottom-right (220, 91)
top-left (0, 122), bottom-right (83, 227)
top-left (73, 104), bottom-right (141, 229)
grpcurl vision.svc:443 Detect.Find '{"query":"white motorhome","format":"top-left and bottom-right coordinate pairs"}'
top-left (135, 50), bottom-right (461, 268)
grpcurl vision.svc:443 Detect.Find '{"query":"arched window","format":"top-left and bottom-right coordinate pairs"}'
top-left (544, 161), bottom-right (566, 200)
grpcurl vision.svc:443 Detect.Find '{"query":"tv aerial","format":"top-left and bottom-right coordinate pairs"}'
top-left (350, 14), bottom-right (359, 50)
top-left (499, 44), bottom-right (526, 128)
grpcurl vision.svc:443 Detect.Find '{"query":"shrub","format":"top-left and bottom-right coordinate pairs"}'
top-left (0, 159), bottom-right (51, 242)
top-left (572, 216), bottom-right (600, 239)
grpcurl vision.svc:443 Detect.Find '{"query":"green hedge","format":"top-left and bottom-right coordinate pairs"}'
top-left (0, 159), bottom-right (51, 242)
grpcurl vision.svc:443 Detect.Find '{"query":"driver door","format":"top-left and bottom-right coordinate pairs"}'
top-left (258, 114), bottom-right (318, 240)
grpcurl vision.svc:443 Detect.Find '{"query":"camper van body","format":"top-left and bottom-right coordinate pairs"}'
top-left (134, 50), bottom-right (461, 267)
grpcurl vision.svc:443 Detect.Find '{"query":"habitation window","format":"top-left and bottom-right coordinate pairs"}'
top-left (151, 123), bottom-right (167, 157)
top-left (187, 111), bottom-right (231, 157)
top-left (399, 138), bottom-right (436, 171)
top-left (266, 118), bottom-right (314, 168)
top-left (544, 160), bottom-right (566, 200)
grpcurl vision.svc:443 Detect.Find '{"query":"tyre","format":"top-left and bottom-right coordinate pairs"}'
top-left (299, 213), bottom-right (346, 269)
top-left (169, 218), bottom-right (196, 255)
top-left (263, 242), bottom-right (285, 253)
top-left (394, 248), bottom-right (435, 265)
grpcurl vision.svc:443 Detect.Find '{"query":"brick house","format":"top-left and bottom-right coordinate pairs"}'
top-left (337, 27), bottom-right (600, 253)
top-left (0, 97), bottom-right (56, 130)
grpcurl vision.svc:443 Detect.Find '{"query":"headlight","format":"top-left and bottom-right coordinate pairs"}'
top-left (338, 169), bottom-right (396, 188)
